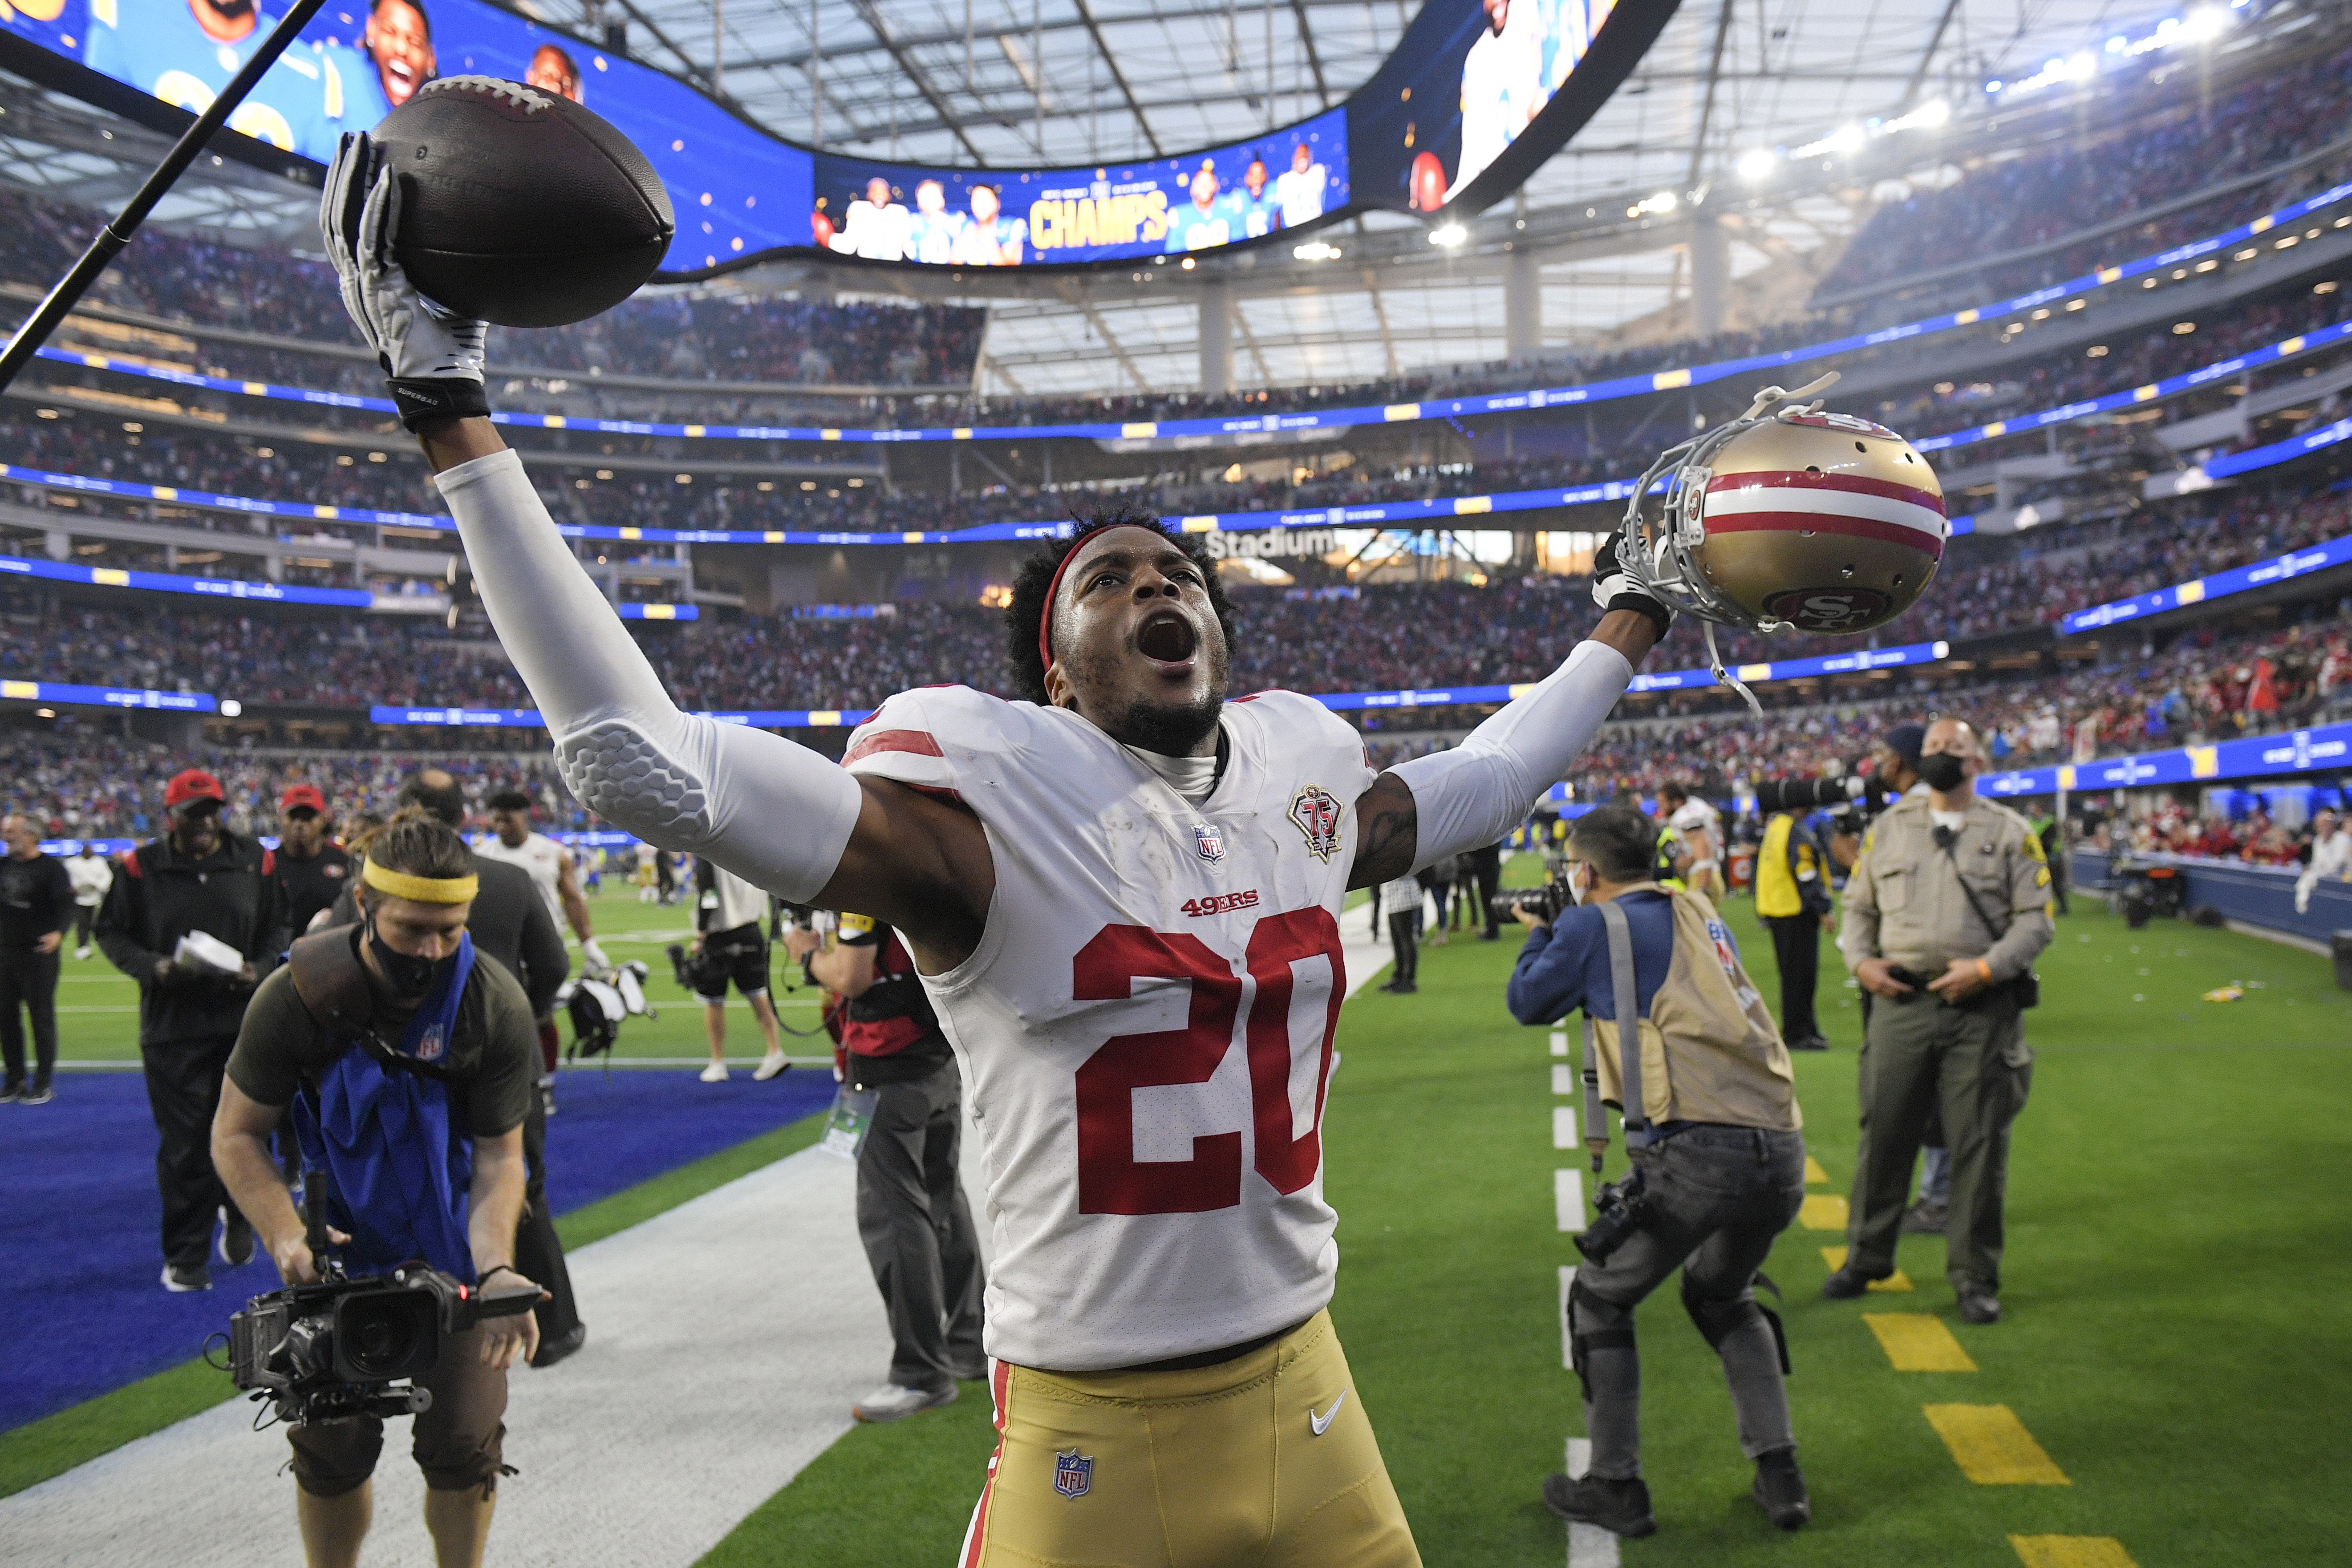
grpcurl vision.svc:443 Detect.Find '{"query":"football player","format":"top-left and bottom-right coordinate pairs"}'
top-left (323, 134), bottom-right (1673, 1567)
top-left (1659, 780), bottom-right (1724, 899)
top-left (523, 41), bottom-right (583, 104)
top-left (85, 0), bottom-right (345, 158)
top-left (1166, 159), bottom-right (1233, 253)
top-left (950, 182), bottom-right (1026, 266)
top-left (1274, 139), bottom-right (1329, 227)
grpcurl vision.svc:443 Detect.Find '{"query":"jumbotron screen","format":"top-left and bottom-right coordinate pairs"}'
top-left (0, 0), bottom-right (1667, 273)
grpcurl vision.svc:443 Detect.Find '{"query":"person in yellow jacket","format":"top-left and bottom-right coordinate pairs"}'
top-left (1754, 808), bottom-right (1835, 1051)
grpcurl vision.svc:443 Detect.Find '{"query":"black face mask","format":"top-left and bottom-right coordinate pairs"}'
top-left (1917, 751), bottom-right (1968, 793)
top-left (368, 915), bottom-right (453, 1001)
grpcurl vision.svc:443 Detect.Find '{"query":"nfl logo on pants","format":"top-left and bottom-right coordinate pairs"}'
top-left (1053, 1450), bottom-right (1093, 1499)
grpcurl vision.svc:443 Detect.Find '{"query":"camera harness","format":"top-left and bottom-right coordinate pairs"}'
top-left (1580, 899), bottom-right (1656, 1169)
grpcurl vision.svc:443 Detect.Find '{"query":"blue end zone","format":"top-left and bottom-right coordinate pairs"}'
top-left (0, 1068), bottom-right (836, 1434)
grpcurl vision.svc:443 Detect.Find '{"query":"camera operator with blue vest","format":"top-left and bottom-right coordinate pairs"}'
top-left (1507, 802), bottom-right (1810, 1540)
top-left (211, 811), bottom-right (542, 1568)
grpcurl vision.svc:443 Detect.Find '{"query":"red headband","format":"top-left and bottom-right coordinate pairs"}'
top-left (1036, 523), bottom-right (1164, 674)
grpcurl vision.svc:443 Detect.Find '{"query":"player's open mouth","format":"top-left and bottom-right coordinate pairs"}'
top-left (386, 61), bottom-right (418, 98)
top-left (1135, 609), bottom-right (1198, 671)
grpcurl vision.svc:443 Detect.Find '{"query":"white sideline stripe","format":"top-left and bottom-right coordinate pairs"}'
top-left (1555, 1169), bottom-right (1585, 1233)
top-left (1553, 1105), bottom-right (1577, 1149)
top-left (0, 1146), bottom-right (892, 1568)
top-left (1558, 1265), bottom-right (1576, 1371)
top-left (8, 907), bottom-right (1401, 1568)
top-left (1549, 1029), bottom-right (1569, 1057)
top-left (1563, 1438), bottom-right (1621, 1568)
top-left (1551, 1063), bottom-right (1576, 1094)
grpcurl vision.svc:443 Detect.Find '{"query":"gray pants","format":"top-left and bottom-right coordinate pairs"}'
top-left (854, 1056), bottom-right (986, 1394)
top-left (1569, 1126), bottom-right (1807, 1480)
top-left (1848, 991), bottom-right (2032, 1292)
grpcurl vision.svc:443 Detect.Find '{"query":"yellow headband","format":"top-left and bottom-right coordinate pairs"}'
top-left (362, 858), bottom-right (479, 905)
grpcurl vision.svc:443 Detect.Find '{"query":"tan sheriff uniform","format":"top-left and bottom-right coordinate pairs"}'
top-left (1836, 794), bottom-right (2054, 1293)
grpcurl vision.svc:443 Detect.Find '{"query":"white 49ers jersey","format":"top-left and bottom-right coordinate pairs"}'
top-left (844, 685), bottom-right (1376, 1371)
top-left (474, 830), bottom-right (568, 930)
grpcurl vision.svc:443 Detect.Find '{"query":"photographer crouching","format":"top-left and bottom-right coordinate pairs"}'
top-left (210, 812), bottom-right (543, 1568)
top-left (1506, 803), bottom-right (1811, 1540)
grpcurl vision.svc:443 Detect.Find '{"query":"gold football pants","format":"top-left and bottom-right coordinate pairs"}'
top-left (960, 1310), bottom-right (1421, 1568)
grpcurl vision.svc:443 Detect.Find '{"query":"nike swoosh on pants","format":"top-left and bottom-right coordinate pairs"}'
top-left (1309, 1389), bottom-right (1347, 1435)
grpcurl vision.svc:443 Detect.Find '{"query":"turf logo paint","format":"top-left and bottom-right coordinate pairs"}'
top-left (1054, 1450), bottom-right (1094, 1499)
top-left (1288, 785), bottom-right (1343, 863)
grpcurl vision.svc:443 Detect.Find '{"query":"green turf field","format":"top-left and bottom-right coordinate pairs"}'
top-left (700, 881), bottom-right (2352, 1568)
top-left (53, 883), bottom-right (827, 1065)
top-left (31, 871), bottom-right (2352, 1564)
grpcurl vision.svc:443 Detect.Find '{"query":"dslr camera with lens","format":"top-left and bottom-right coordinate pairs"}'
top-left (1575, 1168), bottom-right (1653, 1264)
top-left (1488, 851), bottom-right (1575, 928)
top-left (1752, 774), bottom-right (1896, 822)
top-left (227, 1230), bottom-right (539, 1426)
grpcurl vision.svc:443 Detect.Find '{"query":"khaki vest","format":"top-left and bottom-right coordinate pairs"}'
top-left (1590, 889), bottom-right (1802, 1133)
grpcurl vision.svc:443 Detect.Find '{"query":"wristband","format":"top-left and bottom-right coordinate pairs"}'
top-left (1975, 958), bottom-right (1993, 983)
top-left (479, 1262), bottom-right (519, 1285)
top-left (385, 373), bottom-right (491, 431)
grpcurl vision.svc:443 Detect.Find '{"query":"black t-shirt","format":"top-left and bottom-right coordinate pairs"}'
top-left (275, 843), bottom-right (353, 938)
top-left (0, 853), bottom-right (74, 953)
top-left (227, 932), bottom-right (539, 1137)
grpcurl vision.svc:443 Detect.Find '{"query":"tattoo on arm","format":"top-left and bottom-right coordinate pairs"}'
top-left (1349, 773), bottom-right (1419, 891)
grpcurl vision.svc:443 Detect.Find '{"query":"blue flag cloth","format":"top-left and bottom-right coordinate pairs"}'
top-left (293, 933), bottom-right (479, 1280)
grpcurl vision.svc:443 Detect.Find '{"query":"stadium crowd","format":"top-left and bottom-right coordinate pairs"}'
top-left (0, 188), bottom-right (985, 389)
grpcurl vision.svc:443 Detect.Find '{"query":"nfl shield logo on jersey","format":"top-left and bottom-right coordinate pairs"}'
top-left (1053, 1450), bottom-right (1093, 1499)
top-left (1193, 823), bottom-right (1225, 863)
top-left (1287, 785), bottom-right (1343, 862)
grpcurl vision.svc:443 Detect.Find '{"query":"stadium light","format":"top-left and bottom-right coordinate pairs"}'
top-left (2182, 8), bottom-right (2228, 42)
top-left (1291, 240), bottom-right (1342, 261)
top-left (1637, 190), bottom-right (1678, 215)
top-left (220, 700), bottom-right (243, 717)
top-left (1735, 148), bottom-right (1777, 182)
top-left (1428, 223), bottom-right (1468, 247)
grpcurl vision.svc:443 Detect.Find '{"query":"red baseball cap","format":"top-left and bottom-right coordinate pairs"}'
top-left (280, 783), bottom-right (328, 815)
top-left (164, 769), bottom-right (226, 810)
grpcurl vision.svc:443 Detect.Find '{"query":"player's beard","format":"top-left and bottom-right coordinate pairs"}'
top-left (1082, 628), bottom-right (1230, 757)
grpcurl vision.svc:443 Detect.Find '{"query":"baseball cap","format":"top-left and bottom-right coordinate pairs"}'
top-left (164, 769), bottom-right (226, 811)
top-left (1883, 724), bottom-right (1926, 767)
top-left (280, 783), bottom-right (328, 816)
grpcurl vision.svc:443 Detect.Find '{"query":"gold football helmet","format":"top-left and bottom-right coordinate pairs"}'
top-left (1618, 372), bottom-right (1946, 710)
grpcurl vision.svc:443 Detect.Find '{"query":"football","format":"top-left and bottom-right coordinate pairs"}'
top-left (369, 75), bottom-right (676, 329)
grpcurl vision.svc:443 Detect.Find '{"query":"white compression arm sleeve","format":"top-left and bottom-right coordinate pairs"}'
top-left (1387, 640), bottom-right (1633, 871)
top-left (437, 449), bottom-right (862, 902)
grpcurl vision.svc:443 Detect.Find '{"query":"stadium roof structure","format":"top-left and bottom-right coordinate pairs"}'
top-left (0, 0), bottom-right (2331, 397)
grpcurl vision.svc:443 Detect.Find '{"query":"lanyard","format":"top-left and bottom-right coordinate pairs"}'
top-left (1581, 898), bottom-right (1653, 1165)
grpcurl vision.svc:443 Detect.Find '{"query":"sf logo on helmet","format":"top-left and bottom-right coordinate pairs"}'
top-left (1764, 587), bottom-right (1893, 632)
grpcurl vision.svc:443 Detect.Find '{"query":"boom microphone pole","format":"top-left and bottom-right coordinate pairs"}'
top-left (0, 0), bottom-right (333, 395)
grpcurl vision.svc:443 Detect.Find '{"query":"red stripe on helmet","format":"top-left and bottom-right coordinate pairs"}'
top-left (1706, 470), bottom-right (1945, 515)
top-left (1705, 509), bottom-right (1947, 559)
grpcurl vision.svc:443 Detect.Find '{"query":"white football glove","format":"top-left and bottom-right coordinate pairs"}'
top-left (320, 131), bottom-right (491, 431)
top-left (1590, 531), bottom-right (1675, 634)
top-left (579, 938), bottom-right (612, 973)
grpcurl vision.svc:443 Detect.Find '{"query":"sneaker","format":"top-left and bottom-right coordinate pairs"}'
top-left (1391, 981), bottom-right (1418, 994)
top-left (21, 1080), bottom-right (52, 1106)
top-left (948, 1356), bottom-right (989, 1382)
top-left (752, 1049), bottom-right (790, 1082)
top-left (1787, 1034), bottom-right (1832, 1053)
top-left (1752, 1449), bottom-right (1810, 1529)
top-left (852, 1382), bottom-right (957, 1423)
top-left (0, 1082), bottom-right (22, 1105)
top-left (1900, 1199), bottom-right (1948, 1235)
top-left (1956, 1283), bottom-right (2002, 1325)
top-left (1821, 1263), bottom-right (1886, 1300)
top-left (531, 1323), bottom-right (589, 1369)
top-left (75, 946), bottom-right (91, 960)
top-left (699, 1062), bottom-right (730, 1083)
top-left (217, 1207), bottom-right (255, 1268)
top-left (162, 1262), bottom-right (212, 1292)
top-left (1540, 1471), bottom-right (1655, 1538)
top-left (1479, 928), bottom-right (1501, 941)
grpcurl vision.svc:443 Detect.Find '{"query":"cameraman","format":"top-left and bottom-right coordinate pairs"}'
top-left (211, 811), bottom-right (540, 1568)
top-left (1829, 719), bottom-right (2052, 1325)
top-left (688, 857), bottom-right (788, 1083)
top-left (1507, 803), bottom-right (1810, 1539)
